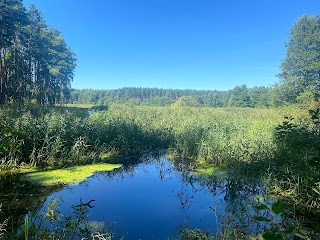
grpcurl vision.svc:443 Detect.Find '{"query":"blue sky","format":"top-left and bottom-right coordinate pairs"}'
top-left (23, 0), bottom-right (319, 90)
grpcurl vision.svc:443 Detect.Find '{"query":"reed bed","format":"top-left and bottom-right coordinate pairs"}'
top-left (0, 104), bottom-right (306, 167)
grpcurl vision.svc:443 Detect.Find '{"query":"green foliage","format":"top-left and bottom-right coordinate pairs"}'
top-left (234, 107), bottom-right (320, 238)
top-left (278, 15), bottom-right (320, 104)
top-left (228, 85), bottom-right (252, 107)
top-left (271, 201), bottom-right (285, 215)
top-left (24, 215), bottom-right (28, 240)
top-left (171, 96), bottom-right (199, 108)
top-left (0, 128), bottom-right (22, 169)
top-left (296, 90), bottom-right (316, 105)
top-left (90, 105), bottom-right (109, 112)
top-left (20, 198), bottom-right (119, 240)
top-left (253, 201), bottom-right (295, 240)
top-left (0, 204), bottom-right (8, 239)
top-left (0, 105), bottom-right (304, 168)
top-left (0, 0), bottom-right (76, 105)
top-left (262, 230), bottom-right (284, 240)
top-left (70, 86), bottom-right (274, 108)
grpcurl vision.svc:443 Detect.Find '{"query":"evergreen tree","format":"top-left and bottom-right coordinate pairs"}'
top-left (0, 0), bottom-right (28, 104)
top-left (0, 1), bottom-right (76, 105)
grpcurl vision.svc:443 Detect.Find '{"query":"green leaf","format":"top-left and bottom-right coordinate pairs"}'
top-left (272, 201), bottom-right (284, 214)
top-left (254, 204), bottom-right (269, 210)
top-left (285, 226), bottom-right (295, 234)
top-left (263, 230), bottom-right (284, 240)
top-left (313, 187), bottom-right (320, 196)
top-left (253, 216), bottom-right (271, 222)
top-left (0, 146), bottom-right (6, 153)
top-left (5, 132), bottom-right (12, 137)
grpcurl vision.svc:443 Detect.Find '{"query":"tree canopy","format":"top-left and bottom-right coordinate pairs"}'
top-left (69, 86), bottom-right (273, 108)
top-left (0, 0), bottom-right (76, 105)
top-left (278, 14), bottom-right (320, 104)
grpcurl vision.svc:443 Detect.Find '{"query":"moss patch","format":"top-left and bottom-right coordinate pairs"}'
top-left (20, 163), bottom-right (122, 186)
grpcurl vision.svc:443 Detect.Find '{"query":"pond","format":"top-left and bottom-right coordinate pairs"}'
top-left (1, 155), bottom-right (273, 239)
top-left (38, 155), bottom-right (270, 239)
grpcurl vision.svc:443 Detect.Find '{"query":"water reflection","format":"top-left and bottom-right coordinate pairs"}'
top-left (0, 173), bottom-right (63, 235)
top-left (0, 154), bottom-right (274, 239)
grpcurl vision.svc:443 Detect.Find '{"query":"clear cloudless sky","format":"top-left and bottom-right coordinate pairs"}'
top-left (23, 0), bottom-right (319, 90)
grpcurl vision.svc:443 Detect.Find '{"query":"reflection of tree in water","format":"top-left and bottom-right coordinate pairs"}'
top-left (0, 173), bottom-right (63, 235)
top-left (218, 176), bottom-right (265, 235)
top-left (0, 154), bottom-right (165, 237)
top-left (172, 160), bottom-right (271, 236)
top-left (97, 156), bottom-right (274, 237)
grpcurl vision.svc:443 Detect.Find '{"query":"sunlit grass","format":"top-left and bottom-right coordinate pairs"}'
top-left (21, 163), bottom-right (122, 186)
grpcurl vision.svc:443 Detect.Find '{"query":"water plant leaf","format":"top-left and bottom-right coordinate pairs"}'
top-left (253, 216), bottom-right (271, 222)
top-left (254, 204), bottom-right (269, 210)
top-left (272, 201), bottom-right (284, 214)
top-left (263, 230), bottom-right (284, 240)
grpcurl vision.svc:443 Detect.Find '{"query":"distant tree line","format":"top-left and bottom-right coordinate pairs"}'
top-left (69, 85), bottom-right (273, 107)
top-left (0, 0), bottom-right (76, 105)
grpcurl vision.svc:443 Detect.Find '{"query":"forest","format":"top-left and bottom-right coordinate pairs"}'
top-left (0, 0), bottom-right (76, 106)
top-left (69, 85), bottom-right (272, 107)
top-left (0, 0), bottom-right (320, 239)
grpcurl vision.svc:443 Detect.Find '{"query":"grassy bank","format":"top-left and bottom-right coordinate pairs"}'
top-left (0, 104), bottom-right (306, 168)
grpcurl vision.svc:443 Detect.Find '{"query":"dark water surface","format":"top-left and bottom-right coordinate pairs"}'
top-left (36, 156), bottom-right (265, 239)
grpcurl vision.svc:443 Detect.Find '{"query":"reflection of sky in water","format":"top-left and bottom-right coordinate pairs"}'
top-left (40, 157), bottom-right (263, 239)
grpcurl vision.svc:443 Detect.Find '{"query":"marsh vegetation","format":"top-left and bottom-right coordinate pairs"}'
top-left (0, 104), bottom-right (319, 239)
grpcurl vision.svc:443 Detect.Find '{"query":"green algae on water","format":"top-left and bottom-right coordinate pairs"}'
top-left (20, 163), bottom-right (122, 186)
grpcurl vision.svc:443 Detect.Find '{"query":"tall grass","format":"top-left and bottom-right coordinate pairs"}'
top-left (94, 104), bottom-right (306, 164)
top-left (0, 104), bottom-right (306, 168)
top-left (0, 204), bottom-right (8, 239)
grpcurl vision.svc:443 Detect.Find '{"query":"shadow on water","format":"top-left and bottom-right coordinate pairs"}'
top-left (0, 153), bottom-right (276, 239)
top-left (0, 173), bottom-right (63, 236)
